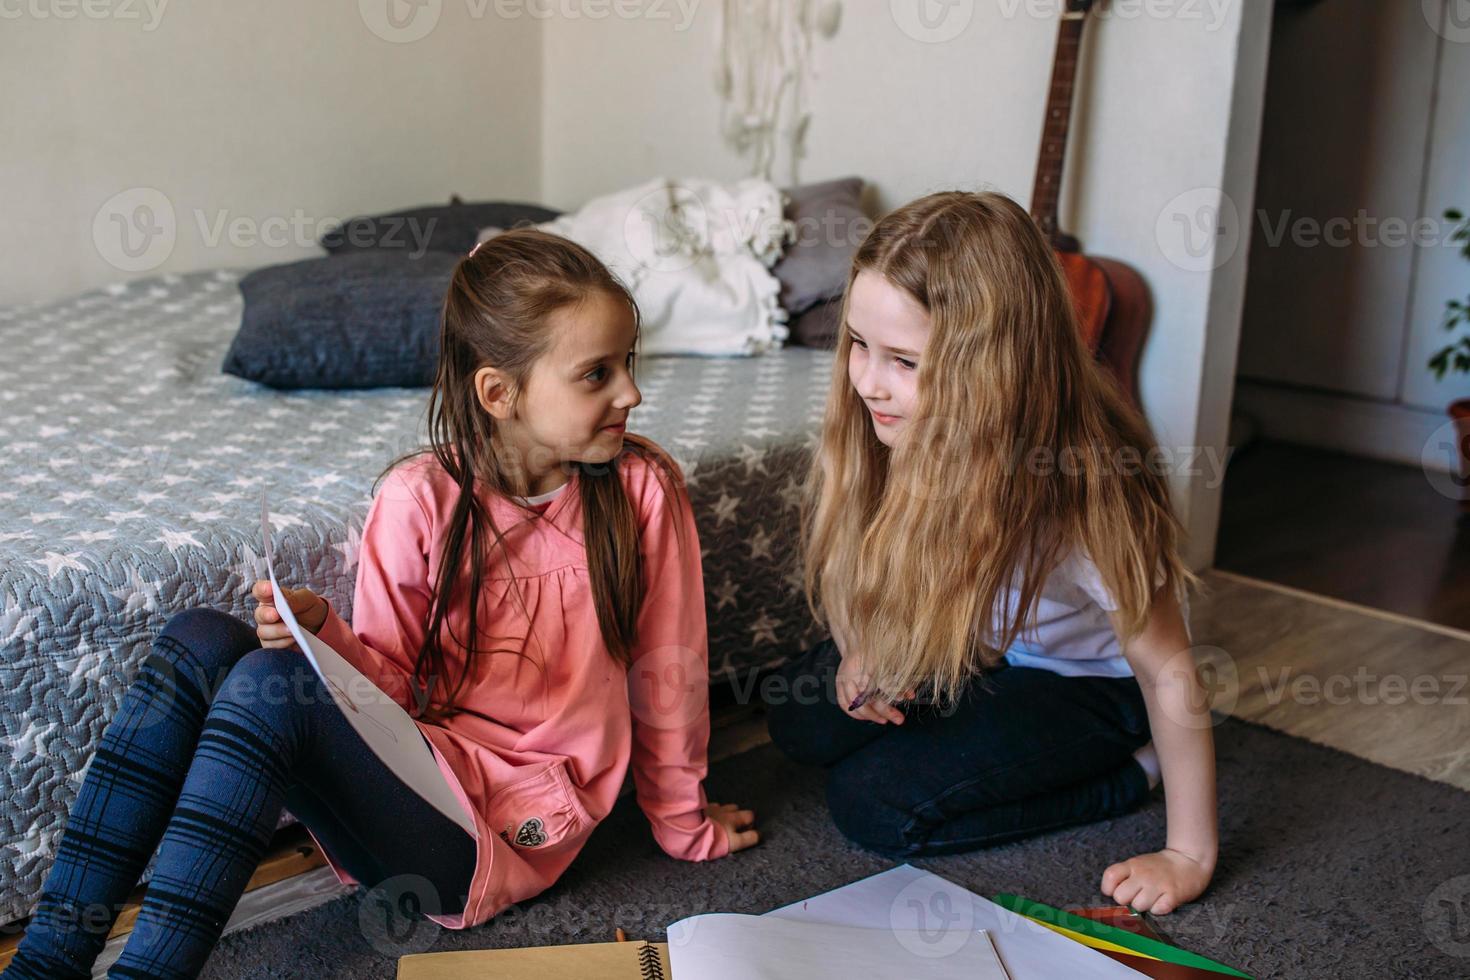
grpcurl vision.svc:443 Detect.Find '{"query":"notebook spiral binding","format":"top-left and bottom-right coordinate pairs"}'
top-left (637, 941), bottom-right (665, 980)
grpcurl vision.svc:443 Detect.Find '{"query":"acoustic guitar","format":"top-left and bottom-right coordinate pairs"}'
top-left (1030, 0), bottom-right (1152, 406)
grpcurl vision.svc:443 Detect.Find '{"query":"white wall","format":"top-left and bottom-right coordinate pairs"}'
top-left (542, 1), bottom-right (1273, 568)
top-left (3, 0), bottom-right (1273, 568)
top-left (1233, 0), bottom-right (1470, 468)
top-left (0, 1), bottom-right (543, 307)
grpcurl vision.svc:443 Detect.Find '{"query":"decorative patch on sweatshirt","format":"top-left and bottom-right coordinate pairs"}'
top-left (513, 817), bottom-right (548, 848)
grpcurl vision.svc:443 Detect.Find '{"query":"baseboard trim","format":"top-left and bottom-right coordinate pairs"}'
top-left (1207, 568), bottom-right (1470, 642)
top-left (1232, 380), bottom-right (1454, 471)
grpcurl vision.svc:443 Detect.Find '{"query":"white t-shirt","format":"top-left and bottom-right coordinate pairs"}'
top-left (996, 551), bottom-right (1188, 679)
top-left (514, 480), bottom-right (571, 507)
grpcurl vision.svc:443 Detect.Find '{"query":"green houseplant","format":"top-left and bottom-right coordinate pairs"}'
top-left (1428, 207), bottom-right (1470, 505)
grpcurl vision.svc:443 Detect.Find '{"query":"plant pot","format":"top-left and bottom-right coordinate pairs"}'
top-left (1451, 400), bottom-right (1470, 512)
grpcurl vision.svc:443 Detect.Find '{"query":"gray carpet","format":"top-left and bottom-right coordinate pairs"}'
top-left (199, 718), bottom-right (1470, 979)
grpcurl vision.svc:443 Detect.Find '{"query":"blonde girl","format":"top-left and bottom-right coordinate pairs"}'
top-left (766, 191), bottom-right (1215, 915)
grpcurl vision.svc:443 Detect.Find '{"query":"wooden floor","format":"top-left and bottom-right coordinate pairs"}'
top-left (1192, 569), bottom-right (1470, 791)
top-left (1215, 439), bottom-right (1470, 631)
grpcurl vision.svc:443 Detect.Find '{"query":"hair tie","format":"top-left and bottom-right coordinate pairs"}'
top-left (468, 240), bottom-right (485, 258)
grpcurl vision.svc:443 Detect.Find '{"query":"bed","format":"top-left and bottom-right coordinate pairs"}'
top-left (0, 268), bottom-right (831, 926)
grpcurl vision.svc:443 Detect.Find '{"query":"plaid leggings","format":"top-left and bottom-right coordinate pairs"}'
top-left (3, 607), bottom-right (475, 980)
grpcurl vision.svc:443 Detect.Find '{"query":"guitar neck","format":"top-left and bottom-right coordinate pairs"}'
top-left (1030, 4), bottom-right (1090, 250)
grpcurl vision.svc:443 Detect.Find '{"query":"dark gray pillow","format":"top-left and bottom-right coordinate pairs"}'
top-left (318, 199), bottom-right (560, 256)
top-left (773, 177), bottom-right (866, 317)
top-left (788, 295), bottom-right (843, 350)
top-left (223, 251), bottom-right (459, 390)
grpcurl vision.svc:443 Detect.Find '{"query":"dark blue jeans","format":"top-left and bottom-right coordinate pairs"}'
top-left (4, 607), bottom-right (475, 980)
top-left (765, 638), bottom-right (1153, 857)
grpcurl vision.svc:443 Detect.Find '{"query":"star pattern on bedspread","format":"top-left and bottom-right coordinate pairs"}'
top-left (0, 269), bottom-right (832, 925)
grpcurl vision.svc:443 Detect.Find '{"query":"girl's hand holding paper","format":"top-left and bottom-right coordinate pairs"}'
top-left (251, 579), bottom-right (328, 648)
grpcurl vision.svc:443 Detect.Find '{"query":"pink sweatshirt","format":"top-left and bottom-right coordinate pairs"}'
top-left (312, 446), bottom-right (729, 928)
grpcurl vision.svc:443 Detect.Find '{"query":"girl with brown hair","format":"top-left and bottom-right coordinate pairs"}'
top-left (5, 229), bottom-right (755, 980)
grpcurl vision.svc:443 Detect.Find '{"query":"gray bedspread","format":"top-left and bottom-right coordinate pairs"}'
top-left (0, 269), bottom-right (830, 925)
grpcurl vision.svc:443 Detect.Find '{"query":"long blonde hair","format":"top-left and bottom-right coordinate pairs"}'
top-left (801, 191), bottom-right (1197, 705)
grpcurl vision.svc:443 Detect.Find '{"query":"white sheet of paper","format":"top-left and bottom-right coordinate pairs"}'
top-left (666, 913), bottom-right (1009, 980)
top-left (763, 865), bottom-right (1146, 980)
top-left (262, 500), bottom-right (477, 838)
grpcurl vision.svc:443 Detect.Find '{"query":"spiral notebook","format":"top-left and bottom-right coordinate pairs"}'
top-left (395, 867), bottom-right (1147, 978)
top-left (396, 940), bottom-right (670, 979)
top-left (397, 920), bottom-right (1005, 979)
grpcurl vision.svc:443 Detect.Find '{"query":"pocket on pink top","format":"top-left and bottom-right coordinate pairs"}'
top-left (485, 760), bottom-right (593, 853)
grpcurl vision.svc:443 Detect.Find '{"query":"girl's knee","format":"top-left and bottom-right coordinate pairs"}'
top-left (764, 641), bottom-right (845, 765)
top-left (824, 763), bottom-right (914, 857)
top-left (766, 701), bottom-right (836, 767)
top-left (209, 648), bottom-right (322, 738)
top-left (766, 696), bottom-right (837, 766)
top-left (155, 607), bottom-right (259, 672)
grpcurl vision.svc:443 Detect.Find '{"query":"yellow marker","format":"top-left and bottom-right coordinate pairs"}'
top-left (1020, 915), bottom-right (1163, 960)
